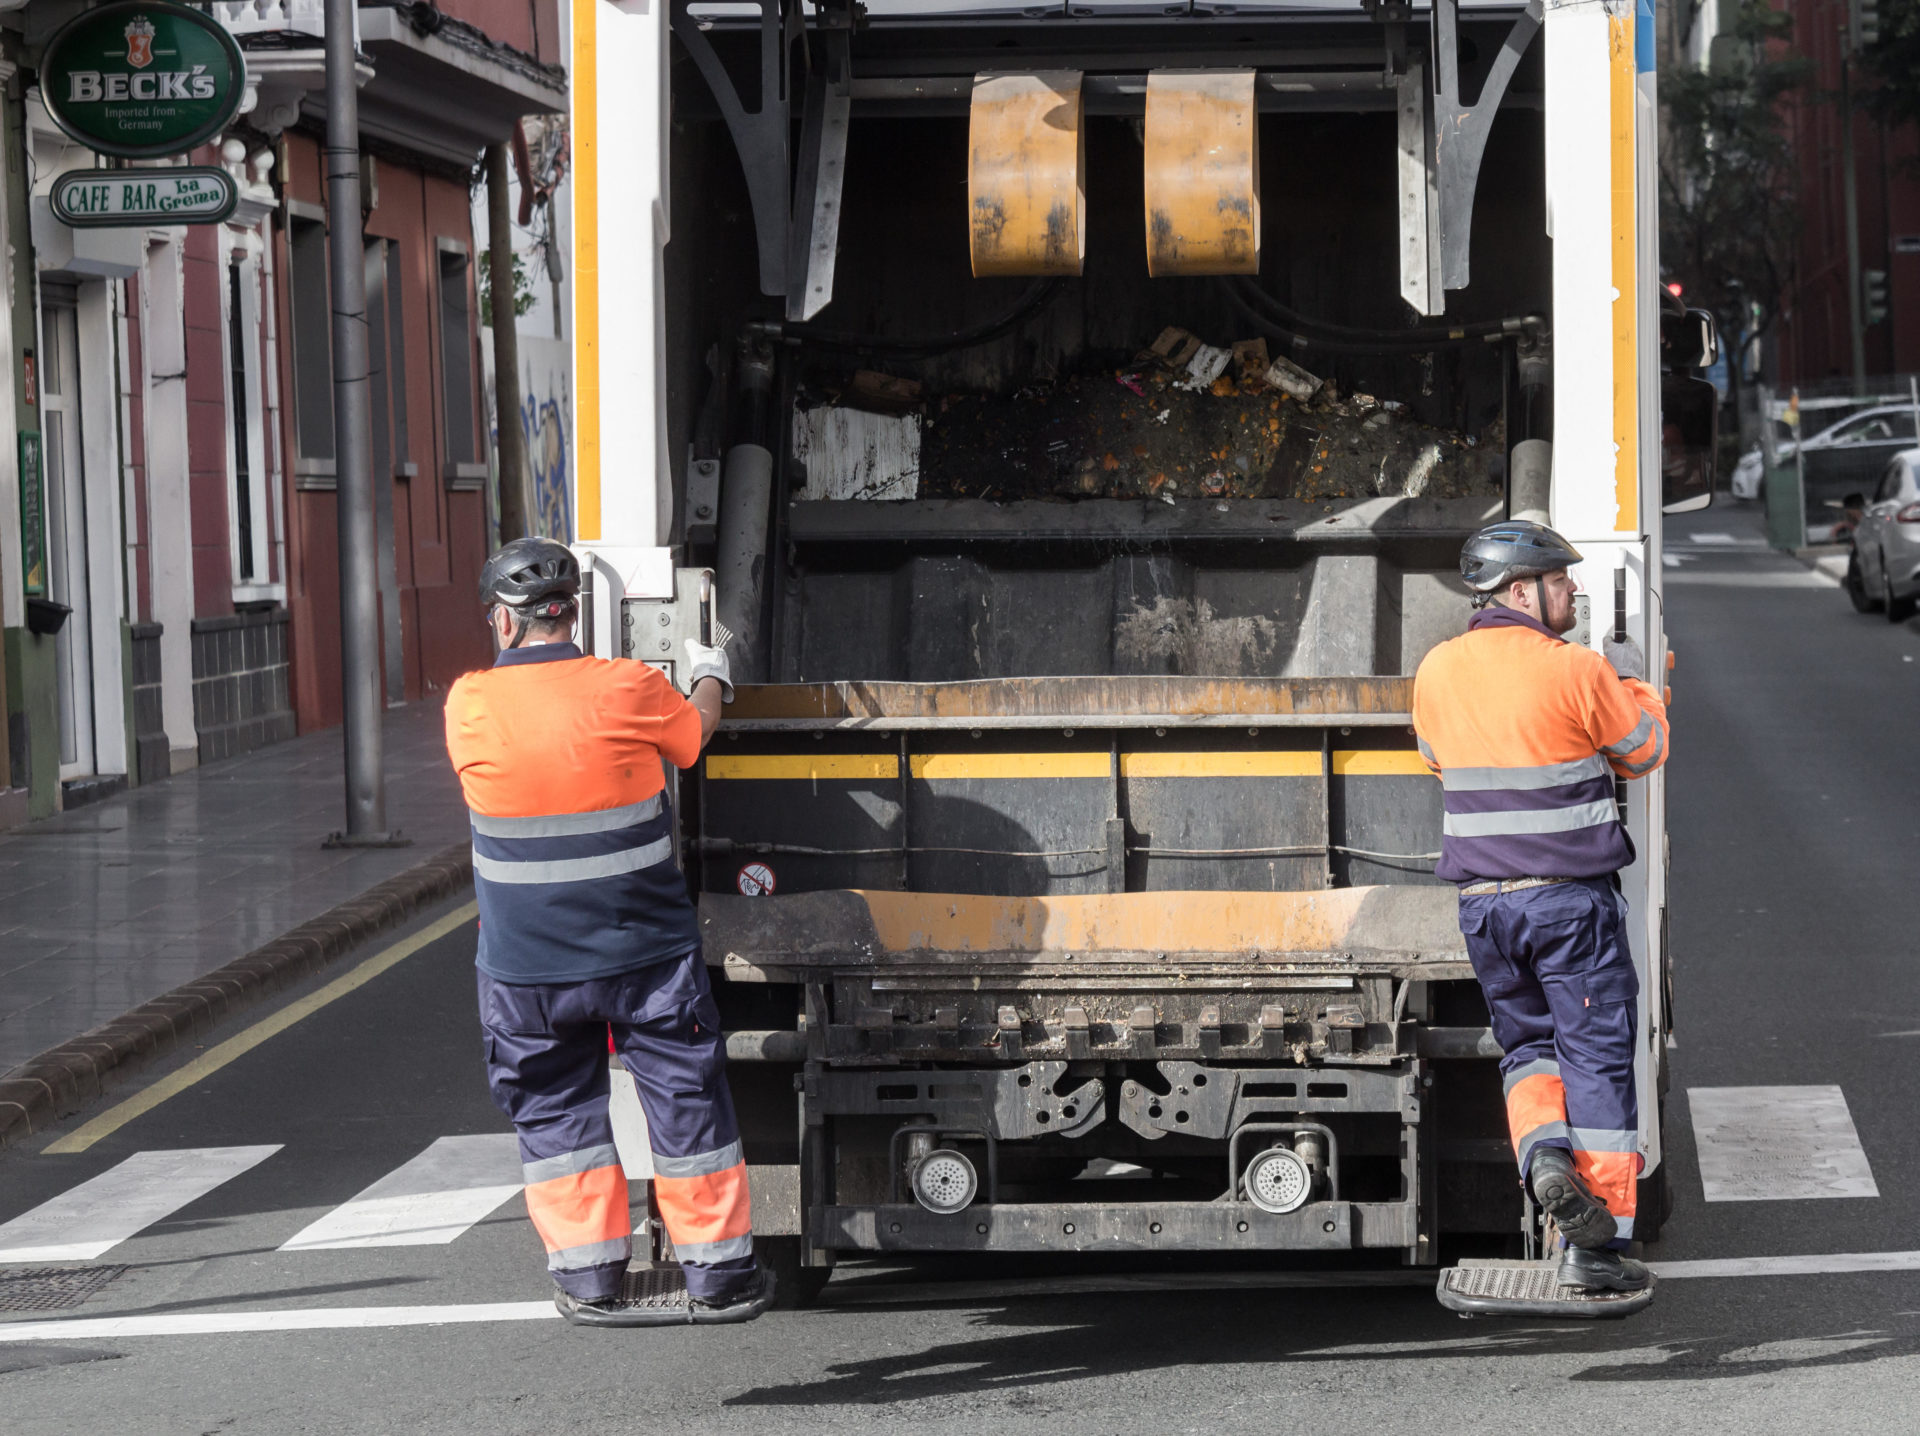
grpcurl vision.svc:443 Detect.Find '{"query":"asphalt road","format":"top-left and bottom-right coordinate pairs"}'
top-left (6, 498), bottom-right (1920, 1434)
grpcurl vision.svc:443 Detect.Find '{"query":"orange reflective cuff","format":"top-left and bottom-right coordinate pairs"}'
top-left (1505, 1072), bottom-right (1569, 1154)
top-left (523, 1163), bottom-right (630, 1255)
top-left (1572, 1149), bottom-right (1640, 1217)
top-left (652, 1162), bottom-right (753, 1246)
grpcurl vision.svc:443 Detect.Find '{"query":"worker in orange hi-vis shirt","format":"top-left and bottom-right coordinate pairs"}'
top-left (446, 538), bottom-right (772, 1328)
top-left (1412, 522), bottom-right (1667, 1298)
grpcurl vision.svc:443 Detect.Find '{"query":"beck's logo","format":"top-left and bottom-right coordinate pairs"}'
top-left (124, 16), bottom-right (154, 69)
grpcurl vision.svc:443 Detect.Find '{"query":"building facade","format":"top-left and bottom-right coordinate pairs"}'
top-left (0, 0), bottom-right (563, 825)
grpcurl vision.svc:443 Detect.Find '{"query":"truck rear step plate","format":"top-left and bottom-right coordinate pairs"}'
top-left (1436, 1259), bottom-right (1654, 1319)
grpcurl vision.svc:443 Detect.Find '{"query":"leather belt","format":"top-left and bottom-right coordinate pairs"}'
top-left (1458, 876), bottom-right (1577, 896)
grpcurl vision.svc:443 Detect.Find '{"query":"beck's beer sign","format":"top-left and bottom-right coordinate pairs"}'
top-left (41, 2), bottom-right (246, 159)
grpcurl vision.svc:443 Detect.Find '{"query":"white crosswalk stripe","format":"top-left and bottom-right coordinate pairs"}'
top-left (278, 1135), bottom-right (524, 1250)
top-left (0, 1146), bottom-right (282, 1261)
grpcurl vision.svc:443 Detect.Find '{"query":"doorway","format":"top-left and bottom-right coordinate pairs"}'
top-left (39, 288), bottom-right (92, 780)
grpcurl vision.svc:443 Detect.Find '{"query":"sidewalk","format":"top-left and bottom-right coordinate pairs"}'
top-left (0, 704), bottom-right (469, 1077)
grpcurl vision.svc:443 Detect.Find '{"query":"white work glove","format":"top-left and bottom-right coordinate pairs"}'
top-left (1603, 636), bottom-right (1645, 681)
top-left (685, 638), bottom-right (734, 703)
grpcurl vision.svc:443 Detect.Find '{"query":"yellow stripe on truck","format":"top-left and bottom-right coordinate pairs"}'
top-left (1331, 750), bottom-right (1432, 776)
top-left (705, 754), bottom-right (900, 781)
top-left (571, 0), bottom-right (600, 541)
top-left (1609, 8), bottom-right (1639, 533)
top-left (1121, 751), bottom-right (1319, 778)
top-left (909, 753), bottom-right (1109, 780)
top-left (707, 751), bottom-right (1429, 779)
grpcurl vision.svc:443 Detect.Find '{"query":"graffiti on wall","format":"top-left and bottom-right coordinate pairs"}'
top-left (523, 375), bottom-right (573, 542)
top-left (484, 343), bottom-right (573, 544)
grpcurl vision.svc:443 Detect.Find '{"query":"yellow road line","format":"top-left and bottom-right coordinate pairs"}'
top-left (910, 753), bottom-right (1109, 780)
top-left (46, 902), bottom-right (480, 1156)
top-left (705, 754), bottom-right (899, 781)
top-left (1120, 752), bottom-right (1320, 778)
top-left (1331, 750), bottom-right (1433, 776)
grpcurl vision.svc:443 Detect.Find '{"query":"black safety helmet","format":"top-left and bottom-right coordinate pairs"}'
top-left (480, 537), bottom-right (579, 609)
top-left (479, 538), bottom-right (579, 648)
top-left (1460, 521), bottom-right (1583, 607)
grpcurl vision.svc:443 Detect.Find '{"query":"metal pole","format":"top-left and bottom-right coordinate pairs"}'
top-left (323, 0), bottom-right (395, 845)
top-left (485, 141), bottom-right (531, 541)
top-left (1842, 39), bottom-right (1867, 393)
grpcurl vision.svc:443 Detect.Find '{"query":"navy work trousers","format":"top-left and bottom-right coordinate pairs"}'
top-left (478, 949), bottom-right (757, 1304)
top-left (1457, 877), bottom-right (1643, 1244)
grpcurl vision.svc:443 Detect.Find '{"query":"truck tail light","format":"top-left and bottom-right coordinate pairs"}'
top-left (1897, 503), bottom-right (1920, 523)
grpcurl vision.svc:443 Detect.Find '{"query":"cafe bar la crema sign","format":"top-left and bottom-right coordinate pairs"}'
top-left (51, 166), bottom-right (237, 227)
top-left (41, 1), bottom-right (247, 159)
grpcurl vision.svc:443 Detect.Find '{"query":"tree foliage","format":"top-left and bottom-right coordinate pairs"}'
top-left (1659, 0), bottom-right (1810, 375)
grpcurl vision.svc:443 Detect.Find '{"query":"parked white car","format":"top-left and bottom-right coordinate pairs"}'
top-left (1846, 447), bottom-right (1920, 621)
top-left (1730, 404), bottom-right (1917, 501)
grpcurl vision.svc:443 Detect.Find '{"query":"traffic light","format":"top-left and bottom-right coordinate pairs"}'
top-left (1864, 268), bottom-right (1889, 326)
top-left (1852, 0), bottom-right (1880, 51)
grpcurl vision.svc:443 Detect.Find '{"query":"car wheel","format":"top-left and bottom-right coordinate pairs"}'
top-left (1886, 559), bottom-right (1920, 623)
top-left (1849, 552), bottom-right (1883, 612)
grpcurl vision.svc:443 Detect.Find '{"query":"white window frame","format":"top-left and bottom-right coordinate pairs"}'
top-left (221, 230), bottom-right (281, 604)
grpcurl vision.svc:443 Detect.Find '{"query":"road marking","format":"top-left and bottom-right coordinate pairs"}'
top-left (1689, 532), bottom-right (1740, 544)
top-left (45, 902), bottom-right (480, 1155)
top-left (0, 1146), bottom-right (281, 1261)
top-left (1655, 1251), bottom-right (1920, 1280)
top-left (0, 1303), bottom-right (560, 1341)
top-left (1662, 571), bottom-right (1834, 588)
top-left (278, 1136), bottom-right (523, 1250)
top-left (19, 1247), bottom-right (1920, 1338)
top-left (1688, 1085), bottom-right (1879, 1201)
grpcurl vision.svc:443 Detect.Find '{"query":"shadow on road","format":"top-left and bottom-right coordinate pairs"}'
top-left (724, 1289), bottom-right (1920, 1407)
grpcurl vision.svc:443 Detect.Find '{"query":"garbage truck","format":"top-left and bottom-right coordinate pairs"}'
top-left (566, 0), bottom-right (1718, 1304)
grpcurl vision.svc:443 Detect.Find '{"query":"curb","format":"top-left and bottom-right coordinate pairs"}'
top-left (0, 842), bottom-right (473, 1151)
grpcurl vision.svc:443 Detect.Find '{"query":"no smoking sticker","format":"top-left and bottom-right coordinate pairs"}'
top-left (737, 862), bottom-right (776, 897)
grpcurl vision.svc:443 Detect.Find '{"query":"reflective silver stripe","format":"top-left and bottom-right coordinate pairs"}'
top-left (469, 794), bottom-right (663, 839)
top-left (1443, 801), bottom-right (1620, 838)
top-left (547, 1236), bottom-right (631, 1272)
top-left (1441, 756), bottom-right (1613, 792)
top-left (523, 1144), bottom-right (623, 1185)
top-left (1502, 1059), bottom-right (1562, 1096)
top-left (673, 1233), bottom-right (755, 1265)
top-left (1614, 722), bottom-right (1666, 777)
top-left (1601, 711), bottom-right (1656, 759)
top-left (1515, 1123), bottom-right (1569, 1163)
top-left (1568, 1127), bottom-right (1640, 1154)
top-left (651, 1141), bottom-right (744, 1181)
top-left (1612, 1215), bottom-right (1637, 1239)
top-left (472, 834), bottom-right (674, 885)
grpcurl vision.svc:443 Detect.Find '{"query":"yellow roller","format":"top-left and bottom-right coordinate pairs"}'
top-left (1143, 70), bottom-right (1261, 277)
top-left (968, 71), bottom-right (1086, 277)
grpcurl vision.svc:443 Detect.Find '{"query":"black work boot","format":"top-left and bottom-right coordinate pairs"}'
top-left (553, 1263), bottom-right (777, 1328)
top-left (1529, 1148), bottom-right (1617, 1250)
top-left (1558, 1245), bottom-right (1652, 1292)
top-left (554, 1289), bottom-right (646, 1328)
top-left (689, 1263), bottom-right (776, 1325)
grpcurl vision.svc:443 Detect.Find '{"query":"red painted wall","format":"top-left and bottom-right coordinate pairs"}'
top-left (183, 223), bottom-right (235, 616)
top-left (277, 133), bottom-right (492, 734)
top-left (438, 0), bottom-right (558, 63)
top-left (1775, 0), bottom-right (1920, 384)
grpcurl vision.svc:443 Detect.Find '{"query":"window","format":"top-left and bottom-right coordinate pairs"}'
top-left (1875, 464), bottom-right (1903, 504)
top-left (287, 205), bottom-right (334, 484)
top-left (228, 259), bottom-right (253, 580)
top-left (437, 238), bottom-right (484, 488)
